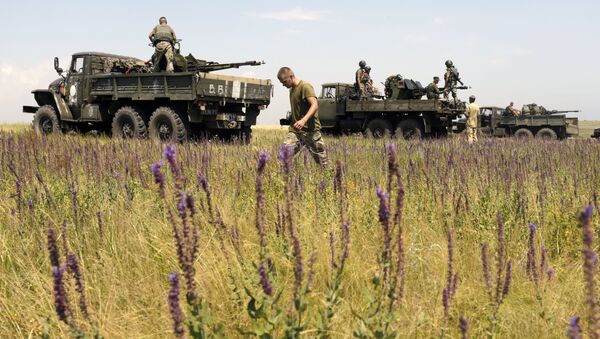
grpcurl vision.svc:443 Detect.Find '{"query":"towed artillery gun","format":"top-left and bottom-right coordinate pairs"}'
top-left (23, 47), bottom-right (272, 142)
top-left (454, 105), bottom-right (579, 139)
top-left (280, 74), bottom-right (469, 139)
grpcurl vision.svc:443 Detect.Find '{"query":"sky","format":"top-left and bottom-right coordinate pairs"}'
top-left (2, 0), bottom-right (599, 124)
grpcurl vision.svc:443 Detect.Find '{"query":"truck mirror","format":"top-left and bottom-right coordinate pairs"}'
top-left (54, 57), bottom-right (63, 76)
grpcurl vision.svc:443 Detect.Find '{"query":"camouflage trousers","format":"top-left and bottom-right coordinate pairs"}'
top-left (466, 126), bottom-right (478, 143)
top-left (283, 131), bottom-right (329, 167)
top-left (153, 41), bottom-right (174, 73)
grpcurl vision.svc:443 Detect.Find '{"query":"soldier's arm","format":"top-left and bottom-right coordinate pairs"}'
top-left (171, 28), bottom-right (177, 41)
top-left (148, 27), bottom-right (156, 42)
top-left (293, 96), bottom-right (318, 130)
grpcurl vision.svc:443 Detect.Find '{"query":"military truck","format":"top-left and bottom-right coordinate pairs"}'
top-left (280, 75), bottom-right (466, 139)
top-left (22, 51), bottom-right (272, 142)
top-left (453, 106), bottom-right (579, 139)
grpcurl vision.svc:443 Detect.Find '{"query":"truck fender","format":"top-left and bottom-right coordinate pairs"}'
top-left (32, 89), bottom-right (75, 121)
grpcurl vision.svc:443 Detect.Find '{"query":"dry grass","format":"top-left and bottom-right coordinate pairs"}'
top-left (0, 127), bottom-right (599, 338)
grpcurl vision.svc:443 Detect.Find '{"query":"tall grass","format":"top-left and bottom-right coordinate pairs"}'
top-left (0, 129), bottom-right (599, 337)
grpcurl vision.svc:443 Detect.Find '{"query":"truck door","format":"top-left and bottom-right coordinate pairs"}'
top-left (318, 86), bottom-right (337, 128)
top-left (64, 56), bottom-right (86, 120)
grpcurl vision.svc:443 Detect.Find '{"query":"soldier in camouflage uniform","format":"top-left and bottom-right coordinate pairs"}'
top-left (464, 95), bottom-right (480, 143)
top-left (425, 76), bottom-right (441, 99)
top-left (362, 66), bottom-right (375, 98)
top-left (277, 67), bottom-right (328, 167)
top-left (443, 60), bottom-right (460, 100)
top-left (503, 102), bottom-right (520, 116)
top-left (148, 17), bottom-right (177, 73)
top-left (355, 60), bottom-right (367, 100)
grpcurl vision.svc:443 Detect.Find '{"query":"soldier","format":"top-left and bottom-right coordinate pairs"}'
top-left (277, 67), bottom-right (328, 167)
top-left (148, 17), bottom-right (177, 73)
top-left (443, 60), bottom-right (460, 101)
top-left (425, 76), bottom-right (441, 99)
top-left (504, 102), bottom-right (520, 116)
top-left (464, 95), bottom-right (480, 143)
top-left (355, 60), bottom-right (367, 100)
top-left (362, 66), bottom-right (375, 98)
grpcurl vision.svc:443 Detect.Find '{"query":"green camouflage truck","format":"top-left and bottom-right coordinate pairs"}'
top-left (453, 106), bottom-right (579, 139)
top-left (280, 76), bottom-right (467, 139)
top-left (23, 51), bottom-right (272, 142)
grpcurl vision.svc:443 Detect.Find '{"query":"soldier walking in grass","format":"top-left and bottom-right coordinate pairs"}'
top-left (277, 67), bottom-right (328, 167)
top-left (148, 17), bottom-right (177, 73)
top-left (464, 95), bottom-right (480, 143)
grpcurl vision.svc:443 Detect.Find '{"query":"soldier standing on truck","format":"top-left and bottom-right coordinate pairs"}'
top-left (464, 95), bottom-right (480, 143)
top-left (148, 17), bottom-right (177, 73)
top-left (356, 60), bottom-right (367, 100)
top-left (277, 67), bottom-right (329, 167)
top-left (443, 60), bottom-right (460, 101)
top-left (425, 76), bottom-right (441, 99)
top-left (362, 66), bottom-right (375, 98)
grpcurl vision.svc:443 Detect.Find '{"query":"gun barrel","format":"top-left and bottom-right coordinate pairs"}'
top-left (547, 110), bottom-right (580, 114)
top-left (193, 60), bottom-right (264, 72)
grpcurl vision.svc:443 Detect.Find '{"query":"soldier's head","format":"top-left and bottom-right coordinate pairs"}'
top-left (359, 60), bottom-right (366, 68)
top-left (509, 101), bottom-right (514, 107)
top-left (277, 67), bottom-right (297, 88)
top-left (159, 17), bottom-right (167, 24)
top-left (433, 76), bottom-right (440, 84)
top-left (445, 60), bottom-right (453, 68)
top-left (469, 95), bottom-right (476, 103)
top-left (364, 66), bottom-right (371, 73)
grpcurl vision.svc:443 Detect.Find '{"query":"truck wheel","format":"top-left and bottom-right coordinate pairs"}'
top-left (112, 106), bottom-right (147, 139)
top-left (395, 119), bottom-right (424, 140)
top-left (365, 118), bottom-right (392, 139)
top-left (514, 128), bottom-right (534, 139)
top-left (536, 128), bottom-right (558, 140)
top-left (149, 107), bottom-right (187, 143)
top-left (33, 105), bottom-right (61, 135)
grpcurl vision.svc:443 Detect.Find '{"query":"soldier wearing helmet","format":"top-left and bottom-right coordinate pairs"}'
top-left (443, 60), bottom-right (460, 101)
top-left (425, 76), bottom-right (441, 99)
top-left (464, 95), bottom-right (480, 143)
top-left (148, 17), bottom-right (177, 73)
top-left (355, 60), bottom-right (367, 100)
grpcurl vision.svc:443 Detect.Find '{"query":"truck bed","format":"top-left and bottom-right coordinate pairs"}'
top-left (89, 72), bottom-right (271, 104)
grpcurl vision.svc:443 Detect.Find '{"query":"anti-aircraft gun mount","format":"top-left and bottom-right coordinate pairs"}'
top-left (520, 103), bottom-right (579, 116)
top-left (22, 51), bottom-right (272, 142)
top-left (453, 106), bottom-right (579, 140)
top-left (280, 74), bottom-right (470, 139)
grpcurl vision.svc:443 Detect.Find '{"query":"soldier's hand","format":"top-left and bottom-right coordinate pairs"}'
top-left (293, 119), bottom-right (306, 130)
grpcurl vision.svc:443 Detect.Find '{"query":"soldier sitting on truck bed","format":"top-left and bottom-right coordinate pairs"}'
top-left (362, 66), bottom-right (375, 99)
top-left (503, 102), bottom-right (520, 116)
top-left (425, 76), bottom-right (441, 99)
top-left (148, 16), bottom-right (177, 73)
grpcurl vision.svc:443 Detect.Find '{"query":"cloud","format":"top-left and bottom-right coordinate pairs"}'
top-left (510, 48), bottom-right (532, 56)
top-left (256, 7), bottom-right (324, 22)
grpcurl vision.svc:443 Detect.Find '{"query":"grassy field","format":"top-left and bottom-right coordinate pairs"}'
top-left (1, 128), bottom-right (600, 338)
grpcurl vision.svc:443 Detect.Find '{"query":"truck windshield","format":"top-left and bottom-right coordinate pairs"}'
top-left (322, 87), bottom-right (336, 99)
top-left (70, 57), bottom-right (84, 74)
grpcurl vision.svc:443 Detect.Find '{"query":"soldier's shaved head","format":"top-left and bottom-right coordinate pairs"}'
top-left (159, 17), bottom-right (167, 24)
top-left (277, 67), bottom-right (297, 88)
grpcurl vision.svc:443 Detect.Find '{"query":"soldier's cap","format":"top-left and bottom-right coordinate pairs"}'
top-left (469, 95), bottom-right (476, 100)
top-left (433, 76), bottom-right (440, 80)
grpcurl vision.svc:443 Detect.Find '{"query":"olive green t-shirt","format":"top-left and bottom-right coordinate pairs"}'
top-left (289, 80), bottom-right (321, 132)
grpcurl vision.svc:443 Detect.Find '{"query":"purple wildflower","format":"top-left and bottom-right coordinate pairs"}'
top-left (167, 273), bottom-right (185, 337)
top-left (567, 316), bottom-right (582, 339)
top-left (329, 230), bottom-right (336, 270)
top-left (26, 199), bottom-right (33, 212)
top-left (495, 214), bottom-right (506, 304)
top-left (527, 223), bottom-right (539, 285)
top-left (481, 242), bottom-right (492, 299)
top-left (278, 145), bottom-right (294, 174)
top-left (47, 227), bottom-right (60, 268)
top-left (258, 263), bottom-right (273, 296)
top-left (258, 150), bottom-right (270, 174)
top-left (52, 265), bottom-right (70, 323)
top-left (340, 222), bottom-right (350, 269)
top-left (67, 253), bottom-right (89, 320)
top-left (459, 316), bottom-right (469, 339)
top-left (151, 160), bottom-right (166, 198)
top-left (442, 288), bottom-right (449, 321)
top-left (580, 204), bottom-right (600, 337)
top-left (501, 260), bottom-right (512, 302)
top-left (546, 268), bottom-right (555, 281)
top-left (97, 210), bottom-right (103, 242)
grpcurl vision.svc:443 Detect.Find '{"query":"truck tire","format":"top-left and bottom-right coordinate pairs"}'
top-left (514, 128), bottom-right (534, 139)
top-left (536, 128), bottom-right (558, 140)
top-left (365, 118), bottom-right (392, 139)
top-left (111, 106), bottom-right (147, 139)
top-left (395, 118), bottom-right (424, 140)
top-left (149, 107), bottom-right (187, 143)
top-left (33, 105), bottom-right (61, 135)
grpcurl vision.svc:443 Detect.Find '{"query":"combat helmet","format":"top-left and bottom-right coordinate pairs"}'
top-left (445, 60), bottom-right (453, 68)
top-left (359, 60), bottom-right (366, 68)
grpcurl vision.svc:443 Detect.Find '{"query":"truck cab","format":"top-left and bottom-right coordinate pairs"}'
top-left (318, 83), bottom-right (353, 129)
